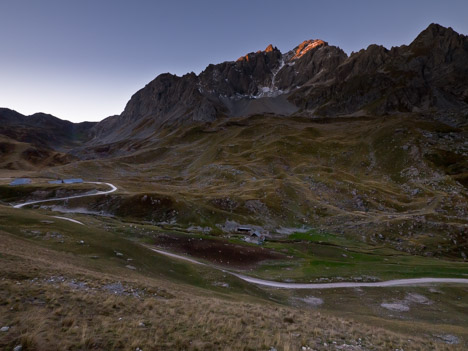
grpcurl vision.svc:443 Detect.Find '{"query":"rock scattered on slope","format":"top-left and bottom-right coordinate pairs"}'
top-left (380, 303), bottom-right (410, 312)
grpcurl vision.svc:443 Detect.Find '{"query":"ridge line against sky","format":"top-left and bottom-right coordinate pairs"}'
top-left (1, 0), bottom-right (467, 123)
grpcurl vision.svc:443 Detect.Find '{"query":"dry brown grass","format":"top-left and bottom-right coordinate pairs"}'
top-left (0, 230), bottom-right (462, 351)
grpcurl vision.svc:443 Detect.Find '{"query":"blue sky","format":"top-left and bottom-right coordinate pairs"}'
top-left (1, 0), bottom-right (467, 122)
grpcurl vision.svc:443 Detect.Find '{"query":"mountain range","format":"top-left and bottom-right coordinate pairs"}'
top-left (2, 23), bottom-right (467, 155)
top-left (83, 23), bottom-right (467, 151)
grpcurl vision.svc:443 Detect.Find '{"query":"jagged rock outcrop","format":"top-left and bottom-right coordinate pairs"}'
top-left (290, 24), bottom-right (468, 115)
top-left (85, 23), bottom-right (467, 149)
top-left (87, 73), bottom-right (225, 145)
top-left (275, 40), bottom-right (347, 90)
top-left (199, 44), bottom-right (282, 96)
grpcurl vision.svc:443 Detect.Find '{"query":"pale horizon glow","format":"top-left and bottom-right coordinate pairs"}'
top-left (1, 0), bottom-right (467, 123)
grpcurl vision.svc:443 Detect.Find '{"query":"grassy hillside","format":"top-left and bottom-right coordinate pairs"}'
top-left (44, 113), bottom-right (468, 259)
top-left (0, 205), bottom-right (466, 350)
top-left (0, 136), bottom-right (71, 171)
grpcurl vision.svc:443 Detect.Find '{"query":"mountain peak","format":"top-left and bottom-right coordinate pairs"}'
top-left (236, 54), bottom-right (250, 62)
top-left (290, 39), bottom-right (326, 60)
top-left (236, 44), bottom-right (279, 62)
top-left (412, 23), bottom-right (460, 45)
top-left (409, 23), bottom-right (465, 56)
top-left (265, 44), bottom-right (275, 52)
top-left (425, 23), bottom-right (453, 33)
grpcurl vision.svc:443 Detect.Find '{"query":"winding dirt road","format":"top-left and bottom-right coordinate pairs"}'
top-left (148, 247), bottom-right (468, 289)
top-left (13, 181), bottom-right (117, 209)
top-left (230, 273), bottom-right (468, 289)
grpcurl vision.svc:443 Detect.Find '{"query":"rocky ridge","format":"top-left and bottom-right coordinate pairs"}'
top-left (0, 108), bottom-right (96, 151)
top-left (85, 23), bottom-right (468, 148)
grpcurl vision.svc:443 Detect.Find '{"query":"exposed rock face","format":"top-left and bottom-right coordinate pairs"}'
top-left (85, 23), bottom-right (467, 148)
top-left (202, 44), bottom-right (282, 97)
top-left (275, 40), bottom-right (347, 90)
top-left (290, 24), bottom-right (468, 115)
top-left (88, 73), bottom-right (223, 145)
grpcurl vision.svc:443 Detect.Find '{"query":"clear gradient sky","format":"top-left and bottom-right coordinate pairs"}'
top-left (1, 0), bottom-right (467, 122)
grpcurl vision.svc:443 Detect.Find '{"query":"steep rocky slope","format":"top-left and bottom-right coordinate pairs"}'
top-left (291, 23), bottom-right (468, 116)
